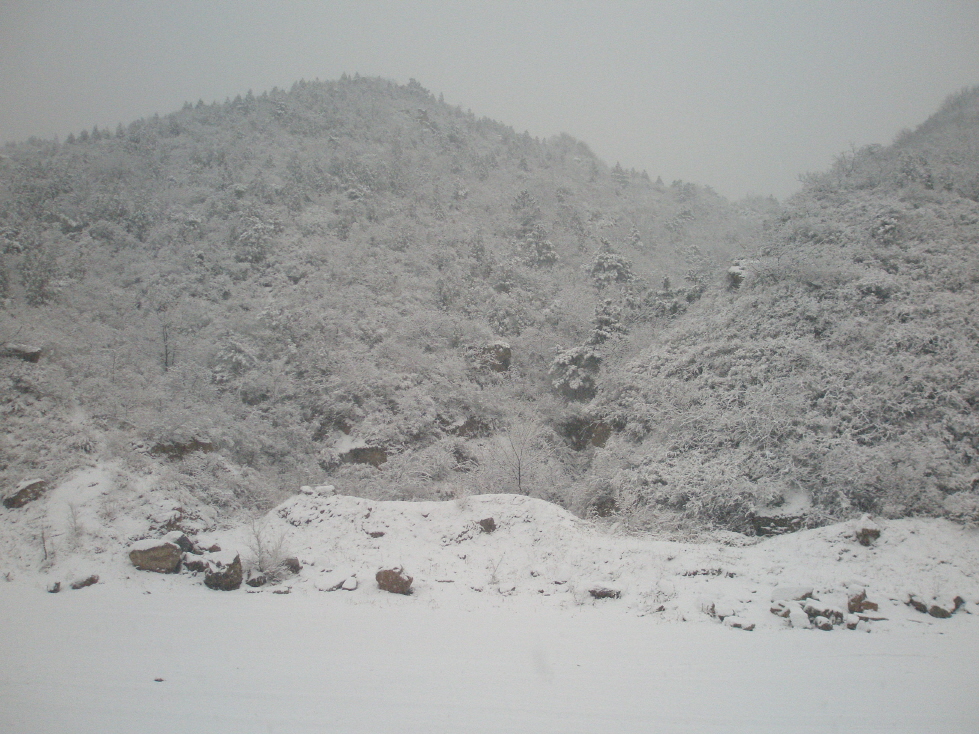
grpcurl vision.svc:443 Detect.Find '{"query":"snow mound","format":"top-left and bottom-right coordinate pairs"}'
top-left (3, 464), bottom-right (978, 634)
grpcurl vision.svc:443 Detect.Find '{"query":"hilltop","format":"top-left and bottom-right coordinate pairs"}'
top-left (0, 75), bottom-right (761, 523)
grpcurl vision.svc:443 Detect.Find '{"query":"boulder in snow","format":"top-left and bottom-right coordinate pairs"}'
top-left (847, 588), bottom-right (878, 613)
top-left (723, 616), bottom-right (755, 631)
top-left (282, 557), bottom-right (302, 575)
top-left (163, 531), bottom-right (197, 554)
top-left (2, 478), bottom-right (49, 509)
top-left (341, 576), bottom-right (358, 591)
top-left (928, 596), bottom-right (965, 619)
top-left (70, 574), bottom-right (99, 590)
top-left (478, 517), bottom-right (497, 533)
top-left (803, 599), bottom-right (844, 626)
top-left (853, 515), bottom-right (881, 546)
top-left (183, 554), bottom-right (209, 573)
top-left (813, 615), bottom-right (834, 631)
top-left (203, 552), bottom-right (242, 591)
top-left (129, 539), bottom-right (182, 573)
top-left (376, 566), bottom-right (413, 595)
top-left (47, 581), bottom-right (61, 594)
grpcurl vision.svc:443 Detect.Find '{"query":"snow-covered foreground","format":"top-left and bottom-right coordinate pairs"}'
top-left (3, 468), bottom-right (979, 731)
top-left (1, 583), bottom-right (977, 734)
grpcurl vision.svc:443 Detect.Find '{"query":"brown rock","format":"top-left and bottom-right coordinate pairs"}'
top-left (246, 572), bottom-right (267, 588)
top-left (183, 554), bottom-right (208, 573)
top-left (376, 566), bottom-right (413, 595)
top-left (162, 531), bottom-right (196, 553)
top-left (907, 595), bottom-right (929, 614)
top-left (3, 478), bottom-right (49, 509)
top-left (47, 581), bottom-right (61, 593)
top-left (854, 515), bottom-right (881, 546)
top-left (847, 589), bottom-right (879, 614)
top-left (928, 597), bottom-right (965, 618)
top-left (203, 552), bottom-right (242, 591)
top-left (129, 540), bottom-right (182, 573)
top-left (282, 557), bottom-right (302, 575)
top-left (70, 574), bottom-right (99, 590)
top-left (813, 616), bottom-right (834, 631)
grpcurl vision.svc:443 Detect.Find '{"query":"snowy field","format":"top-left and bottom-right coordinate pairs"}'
top-left (2, 584), bottom-right (978, 734)
top-left (2, 467), bottom-right (979, 732)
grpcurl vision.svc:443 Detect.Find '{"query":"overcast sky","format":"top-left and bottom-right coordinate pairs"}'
top-left (2, 1), bottom-right (978, 200)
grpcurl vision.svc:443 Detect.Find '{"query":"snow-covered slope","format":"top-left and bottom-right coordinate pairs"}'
top-left (3, 467), bottom-right (977, 633)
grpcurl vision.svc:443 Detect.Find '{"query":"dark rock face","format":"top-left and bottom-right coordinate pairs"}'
top-left (3, 478), bottom-right (49, 509)
top-left (149, 438), bottom-right (215, 460)
top-left (341, 446), bottom-right (388, 467)
top-left (129, 540), bottom-right (182, 573)
top-left (47, 581), bottom-right (61, 593)
top-left (376, 566), bottom-right (413, 595)
top-left (246, 573), bottom-right (267, 588)
top-left (204, 553), bottom-right (242, 591)
top-left (478, 517), bottom-right (496, 533)
top-left (592, 495), bottom-right (618, 518)
top-left (750, 514), bottom-right (805, 537)
top-left (1, 343), bottom-right (43, 363)
top-left (558, 416), bottom-right (612, 451)
top-left (282, 557), bottom-right (302, 575)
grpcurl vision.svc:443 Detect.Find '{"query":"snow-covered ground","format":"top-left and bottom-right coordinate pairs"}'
top-left (2, 465), bottom-right (979, 732)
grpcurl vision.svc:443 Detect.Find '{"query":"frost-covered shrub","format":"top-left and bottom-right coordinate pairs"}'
top-left (18, 246), bottom-right (57, 306)
top-left (588, 244), bottom-right (633, 289)
top-left (549, 346), bottom-right (602, 401)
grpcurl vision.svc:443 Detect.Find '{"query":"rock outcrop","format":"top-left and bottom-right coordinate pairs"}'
top-left (3, 478), bottom-right (49, 509)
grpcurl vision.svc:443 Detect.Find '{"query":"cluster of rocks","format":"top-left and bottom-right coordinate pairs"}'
top-left (127, 531), bottom-right (292, 592)
top-left (703, 602), bottom-right (755, 631)
top-left (770, 586), bottom-right (880, 631)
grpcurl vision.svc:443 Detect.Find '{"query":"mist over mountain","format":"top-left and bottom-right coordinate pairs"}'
top-left (1, 76), bottom-right (976, 534)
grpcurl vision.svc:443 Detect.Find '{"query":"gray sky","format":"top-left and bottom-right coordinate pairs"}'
top-left (1, 1), bottom-right (978, 200)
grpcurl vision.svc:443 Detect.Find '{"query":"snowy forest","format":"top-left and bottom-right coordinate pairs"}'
top-left (2, 76), bottom-right (978, 537)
